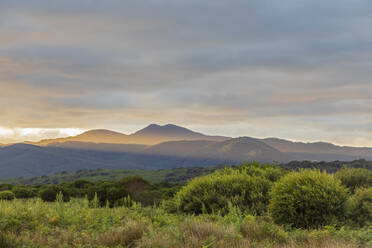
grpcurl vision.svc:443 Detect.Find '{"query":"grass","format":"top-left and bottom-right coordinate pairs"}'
top-left (0, 198), bottom-right (370, 248)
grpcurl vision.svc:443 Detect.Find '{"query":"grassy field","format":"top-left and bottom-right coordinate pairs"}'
top-left (0, 198), bottom-right (370, 248)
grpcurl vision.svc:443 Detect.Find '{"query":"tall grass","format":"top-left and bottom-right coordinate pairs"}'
top-left (0, 198), bottom-right (369, 247)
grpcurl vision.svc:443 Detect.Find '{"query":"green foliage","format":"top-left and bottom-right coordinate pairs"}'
top-left (12, 186), bottom-right (37, 199)
top-left (2, 197), bottom-right (362, 247)
top-left (335, 167), bottom-right (372, 193)
top-left (87, 181), bottom-right (125, 207)
top-left (238, 162), bottom-right (286, 182)
top-left (0, 184), bottom-right (13, 191)
top-left (39, 185), bottom-right (70, 202)
top-left (0, 232), bottom-right (17, 248)
top-left (117, 176), bottom-right (160, 206)
top-left (72, 179), bottom-right (94, 189)
top-left (176, 167), bottom-right (271, 215)
top-left (269, 170), bottom-right (348, 228)
top-left (240, 215), bottom-right (289, 245)
top-left (0, 191), bottom-right (15, 201)
top-left (346, 187), bottom-right (372, 227)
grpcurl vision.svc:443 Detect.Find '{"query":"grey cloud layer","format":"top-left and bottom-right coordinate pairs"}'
top-left (1, 0), bottom-right (372, 145)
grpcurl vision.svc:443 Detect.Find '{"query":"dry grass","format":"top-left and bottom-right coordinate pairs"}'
top-left (96, 219), bottom-right (147, 247)
top-left (281, 239), bottom-right (357, 248)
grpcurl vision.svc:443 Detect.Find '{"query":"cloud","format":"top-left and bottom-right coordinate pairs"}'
top-left (0, 0), bottom-right (372, 145)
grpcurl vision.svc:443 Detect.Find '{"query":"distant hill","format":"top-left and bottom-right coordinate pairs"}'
top-left (0, 142), bottom-right (226, 178)
top-left (32, 124), bottom-right (230, 146)
top-left (0, 137), bottom-right (287, 178)
top-left (262, 138), bottom-right (372, 160)
top-left (49, 141), bottom-right (147, 153)
top-left (145, 137), bottom-right (288, 162)
top-left (2, 123), bottom-right (372, 178)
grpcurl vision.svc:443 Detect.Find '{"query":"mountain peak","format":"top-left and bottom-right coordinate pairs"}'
top-left (134, 124), bottom-right (199, 136)
top-left (80, 129), bottom-right (126, 136)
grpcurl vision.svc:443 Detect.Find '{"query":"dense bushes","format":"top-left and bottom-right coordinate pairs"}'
top-left (346, 187), bottom-right (372, 227)
top-left (335, 167), bottom-right (372, 193)
top-left (0, 190), bottom-right (15, 201)
top-left (39, 186), bottom-right (71, 202)
top-left (12, 186), bottom-right (37, 199)
top-left (269, 170), bottom-right (348, 228)
top-left (176, 168), bottom-right (271, 215)
top-left (237, 162), bottom-right (286, 182)
top-left (116, 176), bottom-right (160, 206)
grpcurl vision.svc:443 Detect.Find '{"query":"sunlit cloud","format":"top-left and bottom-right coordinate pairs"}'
top-left (0, 127), bottom-right (85, 143)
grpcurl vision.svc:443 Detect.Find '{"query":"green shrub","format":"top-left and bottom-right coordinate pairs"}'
top-left (175, 168), bottom-right (271, 215)
top-left (12, 186), bottom-right (37, 199)
top-left (269, 170), bottom-right (348, 228)
top-left (335, 167), bottom-right (372, 193)
top-left (238, 162), bottom-right (286, 182)
top-left (117, 176), bottom-right (160, 206)
top-left (0, 190), bottom-right (15, 201)
top-left (0, 184), bottom-right (13, 191)
top-left (346, 187), bottom-right (372, 227)
top-left (88, 181), bottom-right (126, 207)
top-left (72, 179), bottom-right (94, 189)
top-left (39, 186), bottom-right (70, 202)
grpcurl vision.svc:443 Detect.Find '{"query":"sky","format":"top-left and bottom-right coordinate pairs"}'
top-left (1, 0), bottom-right (372, 146)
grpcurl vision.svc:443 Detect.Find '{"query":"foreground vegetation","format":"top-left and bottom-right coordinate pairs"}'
top-left (0, 163), bottom-right (371, 247)
top-left (0, 198), bottom-right (370, 248)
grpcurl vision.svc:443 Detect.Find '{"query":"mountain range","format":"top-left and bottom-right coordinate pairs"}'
top-left (1, 124), bottom-right (371, 178)
top-left (32, 124), bottom-right (229, 146)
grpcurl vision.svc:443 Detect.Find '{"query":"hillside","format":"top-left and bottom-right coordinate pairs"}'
top-left (33, 124), bottom-right (230, 146)
top-left (263, 138), bottom-right (372, 158)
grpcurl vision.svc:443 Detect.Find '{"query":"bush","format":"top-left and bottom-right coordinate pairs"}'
top-left (0, 190), bottom-right (15, 201)
top-left (12, 187), bottom-right (37, 199)
top-left (0, 184), bottom-right (13, 191)
top-left (117, 176), bottom-right (160, 206)
top-left (269, 170), bottom-right (348, 228)
top-left (87, 182), bottom-right (126, 207)
top-left (238, 162), bottom-right (286, 182)
top-left (175, 168), bottom-right (271, 215)
top-left (39, 186), bottom-right (70, 202)
top-left (72, 179), bottom-right (94, 189)
top-left (346, 187), bottom-right (372, 227)
top-left (335, 167), bottom-right (372, 193)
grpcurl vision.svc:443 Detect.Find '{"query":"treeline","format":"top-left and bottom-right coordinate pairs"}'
top-left (1, 159), bottom-right (371, 186)
top-left (281, 159), bottom-right (372, 172)
top-left (0, 177), bottom-right (182, 207)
